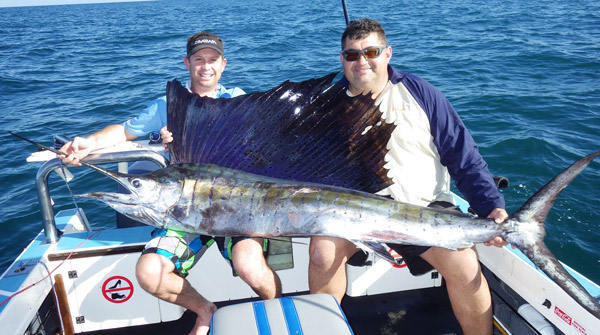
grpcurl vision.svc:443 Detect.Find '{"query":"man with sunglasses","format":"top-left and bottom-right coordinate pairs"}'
top-left (59, 32), bottom-right (281, 335)
top-left (309, 18), bottom-right (508, 335)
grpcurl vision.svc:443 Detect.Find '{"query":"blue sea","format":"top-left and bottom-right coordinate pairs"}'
top-left (0, 0), bottom-right (599, 284)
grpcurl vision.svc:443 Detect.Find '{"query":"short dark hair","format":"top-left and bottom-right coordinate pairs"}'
top-left (341, 18), bottom-right (387, 50)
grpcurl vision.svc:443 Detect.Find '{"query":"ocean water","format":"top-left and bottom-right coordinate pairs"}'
top-left (0, 0), bottom-right (598, 284)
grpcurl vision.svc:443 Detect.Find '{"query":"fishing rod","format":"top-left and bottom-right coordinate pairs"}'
top-left (8, 131), bottom-right (97, 169)
top-left (341, 0), bottom-right (349, 25)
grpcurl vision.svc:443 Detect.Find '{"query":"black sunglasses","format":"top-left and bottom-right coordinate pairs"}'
top-left (341, 46), bottom-right (387, 62)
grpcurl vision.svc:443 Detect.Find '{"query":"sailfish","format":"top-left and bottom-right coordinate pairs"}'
top-left (10, 72), bottom-right (600, 319)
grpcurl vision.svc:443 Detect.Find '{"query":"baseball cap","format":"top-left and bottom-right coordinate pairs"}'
top-left (186, 32), bottom-right (224, 57)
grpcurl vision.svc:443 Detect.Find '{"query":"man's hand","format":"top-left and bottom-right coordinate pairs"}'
top-left (160, 126), bottom-right (173, 152)
top-left (58, 137), bottom-right (93, 166)
top-left (56, 124), bottom-right (135, 165)
top-left (484, 208), bottom-right (510, 248)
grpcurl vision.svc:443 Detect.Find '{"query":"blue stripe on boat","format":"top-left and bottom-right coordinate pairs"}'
top-left (280, 297), bottom-right (303, 335)
top-left (252, 301), bottom-right (271, 335)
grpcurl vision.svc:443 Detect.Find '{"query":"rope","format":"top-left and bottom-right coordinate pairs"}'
top-left (0, 231), bottom-right (99, 308)
top-left (0, 160), bottom-right (94, 307)
top-left (0, 147), bottom-right (100, 333)
top-left (39, 261), bottom-right (65, 334)
top-left (59, 162), bottom-right (84, 224)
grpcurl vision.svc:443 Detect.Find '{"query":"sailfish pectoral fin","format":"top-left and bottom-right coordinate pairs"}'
top-left (352, 240), bottom-right (399, 265)
top-left (286, 212), bottom-right (311, 229)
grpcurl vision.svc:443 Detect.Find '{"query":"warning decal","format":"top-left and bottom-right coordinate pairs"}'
top-left (102, 276), bottom-right (134, 303)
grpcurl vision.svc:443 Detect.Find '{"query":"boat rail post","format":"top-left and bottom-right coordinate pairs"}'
top-left (36, 158), bottom-right (62, 244)
top-left (34, 150), bottom-right (169, 244)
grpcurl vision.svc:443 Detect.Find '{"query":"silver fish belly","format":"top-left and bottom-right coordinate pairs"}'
top-left (175, 165), bottom-right (507, 251)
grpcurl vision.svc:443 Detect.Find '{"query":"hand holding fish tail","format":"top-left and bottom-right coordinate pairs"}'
top-left (483, 208), bottom-right (510, 247)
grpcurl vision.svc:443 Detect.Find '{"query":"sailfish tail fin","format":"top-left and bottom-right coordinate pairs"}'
top-left (513, 152), bottom-right (599, 225)
top-left (506, 152), bottom-right (600, 318)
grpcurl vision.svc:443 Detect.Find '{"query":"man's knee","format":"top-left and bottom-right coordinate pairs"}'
top-left (232, 239), bottom-right (268, 283)
top-left (428, 248), bottom-right (483, 287)
top-left (309, 237), bottom-right (356, 269)
top-left (309, 237), bottom-right (333, 268)
top-left (136, 253), bottom-right (173, 293)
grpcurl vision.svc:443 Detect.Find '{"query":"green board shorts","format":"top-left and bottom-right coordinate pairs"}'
top-left (142, 228), bottom-right (268, 277)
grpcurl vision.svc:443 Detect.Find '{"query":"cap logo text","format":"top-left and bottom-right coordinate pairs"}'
top-left (194, 39), bottom-right (218, 45)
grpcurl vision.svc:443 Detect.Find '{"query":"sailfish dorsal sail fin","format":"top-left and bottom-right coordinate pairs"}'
top-left (166, 73), bottom-right (395, 193)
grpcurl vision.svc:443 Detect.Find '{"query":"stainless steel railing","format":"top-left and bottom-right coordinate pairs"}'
top-left (36, 150), bottom-right (169, 244)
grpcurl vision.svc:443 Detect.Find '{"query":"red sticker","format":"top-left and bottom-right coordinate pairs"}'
top-left (388, 248), bottom-right (407, 268)
top-left (554, 306), bottom-right (572, 325)
top-left (102, 276), bottom-right (134, 303)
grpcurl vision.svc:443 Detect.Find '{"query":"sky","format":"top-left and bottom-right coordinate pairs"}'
top-left (0, 0), bottom-right (151, 8)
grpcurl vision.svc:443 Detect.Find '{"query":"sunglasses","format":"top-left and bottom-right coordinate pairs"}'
top-left (341, 46), bottom-right (387, 62)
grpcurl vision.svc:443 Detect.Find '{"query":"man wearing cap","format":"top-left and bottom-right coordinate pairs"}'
top-left (59, 32), bottom-right (282, 335)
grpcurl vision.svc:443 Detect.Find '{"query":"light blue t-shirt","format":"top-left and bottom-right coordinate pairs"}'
top-left (123, 83), bottom-right (245, 137)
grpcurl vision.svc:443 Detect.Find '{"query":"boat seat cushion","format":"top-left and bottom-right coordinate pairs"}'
top-left (210, 293), bottom-right (354, 335)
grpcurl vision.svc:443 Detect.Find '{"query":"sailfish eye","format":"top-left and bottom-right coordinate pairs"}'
top-left (132, 179), bottom-right (142, 188)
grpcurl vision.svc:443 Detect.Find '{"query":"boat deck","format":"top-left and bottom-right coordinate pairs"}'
top-left (81, 287), bottom-right (462, 335)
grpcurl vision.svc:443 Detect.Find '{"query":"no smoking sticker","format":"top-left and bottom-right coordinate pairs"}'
top-left (102, 276), bottom-right (134, 303)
